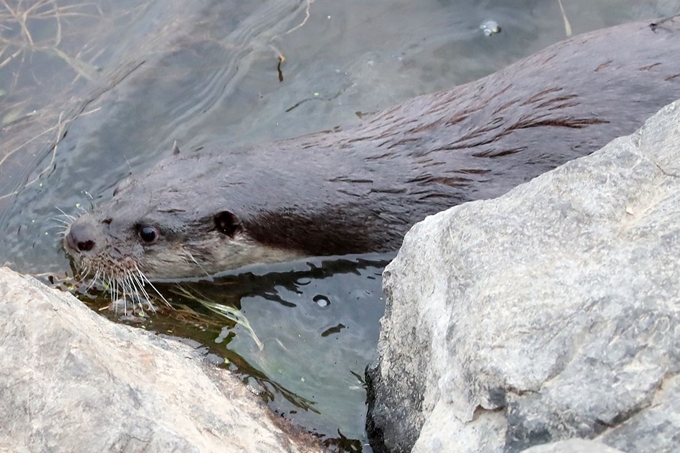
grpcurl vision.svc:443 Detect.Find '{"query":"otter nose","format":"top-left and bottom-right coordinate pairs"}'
top-left (65, 221), bottom-right (97, 253)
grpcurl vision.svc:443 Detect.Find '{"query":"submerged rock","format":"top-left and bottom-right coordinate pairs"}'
top-left (367, 100), bottom-right (680, 453)
top-left (0, 267), bottom-right (323, 453)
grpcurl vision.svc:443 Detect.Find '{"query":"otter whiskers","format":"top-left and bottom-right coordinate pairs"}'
top-left (85, 262), bottom-right (170, 314)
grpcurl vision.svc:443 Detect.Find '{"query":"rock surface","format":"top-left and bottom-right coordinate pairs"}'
top-left (367, 100), bottom-right (680, 453)
top-left (521, 439), bottom-right (624, 453)
top-left (0, 267), bottom-right (323, 453)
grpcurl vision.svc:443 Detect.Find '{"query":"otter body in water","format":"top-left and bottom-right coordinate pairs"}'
top-left (65, 17), bottom-right (680, 284)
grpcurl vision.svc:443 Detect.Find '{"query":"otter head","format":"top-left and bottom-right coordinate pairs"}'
top-left (63, 202), bottom-right (253, 281)
top-left (63, 149), bottom-right (302, 285)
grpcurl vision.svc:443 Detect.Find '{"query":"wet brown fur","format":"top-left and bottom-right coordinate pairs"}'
top-left (66, 17), bottom-right (680, 279)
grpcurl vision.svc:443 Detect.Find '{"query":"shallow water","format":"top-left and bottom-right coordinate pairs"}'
top-left (1, 0), bottom-right (679, 450)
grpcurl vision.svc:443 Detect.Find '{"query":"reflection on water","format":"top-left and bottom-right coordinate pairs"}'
top-left (191, 255), bottom-right (390, 448)
top-left (2, 0), bottom-right (680, 451)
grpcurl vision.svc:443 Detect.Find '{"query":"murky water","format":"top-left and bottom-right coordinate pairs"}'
top-left (1, 0), bottom-right (679, 450)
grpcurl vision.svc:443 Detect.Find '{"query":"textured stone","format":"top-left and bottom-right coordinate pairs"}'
top-left (520, 439), bottom-right (624, 453)
top-left (367, 101), bottom-right (680, 453)
top-left (0, 267), bottom-right (322, 453)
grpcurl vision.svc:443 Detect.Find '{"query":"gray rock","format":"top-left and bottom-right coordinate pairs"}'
top-left (520, 439), bottom-right (624, 453)
top-left (367, 100), bottom-right (680, 453)
top-left (0, 267), bottom-right (323, 453)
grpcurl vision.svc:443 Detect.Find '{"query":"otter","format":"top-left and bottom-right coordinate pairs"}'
top-left (65, 17), bottom-right (680, 288)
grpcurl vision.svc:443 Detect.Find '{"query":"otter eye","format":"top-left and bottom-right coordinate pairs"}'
top-left (139, 225), bottom-right (158, 244)
top-left (214, 211), bottom-right (241, 237)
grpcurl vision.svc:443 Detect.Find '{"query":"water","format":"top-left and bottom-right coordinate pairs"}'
top-left (91, 254), bottom-right (390, 450)
top-left (1, 0), bottom-right (679, 450)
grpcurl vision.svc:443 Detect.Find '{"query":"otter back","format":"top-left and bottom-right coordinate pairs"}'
top-left (65, 17), bottom-right (680, 280)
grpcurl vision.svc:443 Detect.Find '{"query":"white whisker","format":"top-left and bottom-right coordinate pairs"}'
top-left (135, 264), bottom-right (170, 308)
top-left (122, 271), bottom-right (136, 303)
top-left (110, 276), bottom-right (118, 305)
top-left (129, 270), bottom-right (152, 310)
top-left (186, 251), bottom-right (213, 281)
top-left (83, 273), bottom-right (97, 292)
top-left (78, 266), bottom-right (91, 284)
top-left (49, 217), bottom-right (71, 226)
top-left (55, 207), bottom-right (76, 222)
top-left (46, 225), bottom-right (67, 233)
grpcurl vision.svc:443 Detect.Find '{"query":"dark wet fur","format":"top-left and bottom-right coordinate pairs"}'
top-left (70, 17), bottom-right (680, 276)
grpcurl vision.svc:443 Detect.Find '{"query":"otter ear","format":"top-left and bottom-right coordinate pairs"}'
top-left (214, 211), bottom-right (242, 237)
top-left (172, 140), bottom-right (181, 155)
